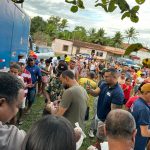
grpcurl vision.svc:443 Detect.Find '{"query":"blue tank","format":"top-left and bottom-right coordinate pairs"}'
top-left (0, 0), bottom-right (30, 69)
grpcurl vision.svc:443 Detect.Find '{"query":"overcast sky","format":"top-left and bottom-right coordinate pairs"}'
top-left (23, 0), bottom-right (150, 47)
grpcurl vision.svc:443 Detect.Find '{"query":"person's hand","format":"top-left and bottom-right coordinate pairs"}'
top-left (74, 128), bottom-right (82, 142)
top-left (87, 145), bottom-right (99, 150)
top-left (45, 103), bottom-right (52, 113)
top-left (98, 124), bottom-right (105, 138)
top-left (53, 100), bottom-right (60, 106)
top-left (86, 85), bottom-right (91, 93)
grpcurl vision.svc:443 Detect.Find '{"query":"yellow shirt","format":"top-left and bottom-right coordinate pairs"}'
top-left (79, 78), bottom-right (97, 108)
top-left (137, 70), bottom-right (142, 77)
top-left (79, 78), bottom-right (97, 89)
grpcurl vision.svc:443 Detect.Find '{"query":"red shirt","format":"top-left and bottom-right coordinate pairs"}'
top-left (20, 69), bottom-right (32, 95)
top-left (121, 84), bottom-right (132, 101)
top-left (125, 95), bottom-right (139, 109)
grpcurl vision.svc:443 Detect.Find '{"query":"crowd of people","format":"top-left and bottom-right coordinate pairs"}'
top-left (0, 53), bottom-right (150, 150)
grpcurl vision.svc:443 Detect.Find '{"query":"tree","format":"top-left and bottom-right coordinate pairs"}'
top-left (33, 31), bottom-right (50, 45)
top-left (45, 16), bottom-right (68, 41)
top-left (72, 26), bottom-right (87, 41)
top-left (59, 19), bottom-right (68, 31)
top-left (94, 28), bottom-right (106, 45)
top-left (125, 27), bottom-right (138, 43)
top-left (87, 28), bottom-right (97, 42)
top-left (30, 16), bottom-right (47, 35)
top-left (47, 16), bottom-right (68, 32)
top-left (65, 0), bottom-right (146, 23)
top-left (58, 30), bottom-right (72, 40)
top-left (112, 31), bottom-right (124, 47)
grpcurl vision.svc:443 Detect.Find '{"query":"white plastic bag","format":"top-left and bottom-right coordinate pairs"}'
top-left (75, 122), bottom-right (86, 150)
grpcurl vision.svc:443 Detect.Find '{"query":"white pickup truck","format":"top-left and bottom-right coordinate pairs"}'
top-left (35, 46), bottom-right (55, 59)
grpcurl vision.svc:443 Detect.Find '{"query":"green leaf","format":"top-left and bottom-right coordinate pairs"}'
top-left (135, 0), bottom-right (145, 5)
top-left (125, 43), bottom-right (143, 55)
top-left (70, 5), bottom-right (78, 13)
top-left (77, 0), bottom-right (85, 9)
top-left (65, 0), bottom-right (77, 5)
top-left (108, 0), bottom-right (117, 12)
top-left (95, 3), bottom-right (108, 12)
top-left (131, 5), bottom-right (140, 13)
top-left (117, 0), bottom-right (130, 13)
top-left (101, 0), bottom-right (107, 5)
top-left (121, 11), bottom-right (130, 20)
top-left (130, 14), bottom-right (139, 23)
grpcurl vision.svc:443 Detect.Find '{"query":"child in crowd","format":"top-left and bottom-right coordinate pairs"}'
top-left (18, 59), bottom-right (32, 125)
top-left (121, 78), bottom-right (133, 104)
top-left (9, 63), bottom-right (25, 125)
top-left (40, 59), bottom-right (52, 98)
top-left (118, 71), bottom-right (126, 85)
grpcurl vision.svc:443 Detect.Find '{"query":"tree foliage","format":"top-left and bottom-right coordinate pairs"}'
top-left (125, 27), bottom-right (139, 43)
top-left (31, 16), bottom-right (141, 51)
top-left (124, 43), bottom-right (143, 55)
top-left (65, 0), bottom-right (145, 23)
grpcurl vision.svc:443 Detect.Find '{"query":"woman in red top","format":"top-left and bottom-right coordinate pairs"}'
top-left (121, 78), bottom-right (133, 104)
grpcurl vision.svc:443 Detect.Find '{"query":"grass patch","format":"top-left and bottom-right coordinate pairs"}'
top-left (20, 96), bottom-right (96, 150)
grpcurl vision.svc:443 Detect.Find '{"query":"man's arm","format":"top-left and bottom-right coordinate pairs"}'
top-left (87, 87), bottom-right (100, 97)
top-left (37, 67), bottom-right (42, 81)
top-left (139, 109), bottom-right (150, 137)
top-left (111, 104), bottom-right (122, 110)
top-left (75, 71), bottom-right (79, 81)
top-left (140, 125), bottom-right (150, 137)
top-left (111, 90), bottom-right (124, 110)
top-left (45, 102), bottom-right (68, 116)
top-left (55, 106), bottom-right (67, 116)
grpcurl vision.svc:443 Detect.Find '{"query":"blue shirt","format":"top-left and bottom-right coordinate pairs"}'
top-left (26, 65), bottom-right (42, 84)
top-left (131, 98), bottom-right (150, 150)
top-left (97, 82), bottom-right (124, 121)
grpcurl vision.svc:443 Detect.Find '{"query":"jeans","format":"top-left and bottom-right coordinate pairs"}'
top-left (27, 88), bottom-right (36, 107)
top-left (90, 97), bottom-right (98, 131)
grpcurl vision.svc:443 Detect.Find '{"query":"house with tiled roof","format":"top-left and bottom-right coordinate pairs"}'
top-left (52, 39), bottom-right (125, 60)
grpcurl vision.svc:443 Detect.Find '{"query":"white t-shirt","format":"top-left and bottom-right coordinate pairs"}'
top-left (90, 64), bottom-right (96, 71)
top-left (137, 77), bottom-right (144, 85)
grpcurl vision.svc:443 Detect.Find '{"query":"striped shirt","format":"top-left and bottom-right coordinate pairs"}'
top-left (20, 69), bottom-right (32, 95)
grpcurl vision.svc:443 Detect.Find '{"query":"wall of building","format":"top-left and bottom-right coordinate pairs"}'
top-left (72, 47), bottom-right (107, 59)
top-left (72, 47), bottom-right (91, 55)
top-left (51, 39), bottom-right (73, 55)
top-left (131, 50), bottom-right (150, 64)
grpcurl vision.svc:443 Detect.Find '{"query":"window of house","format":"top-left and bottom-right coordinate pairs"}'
top-left (96, 52), bottom-right (103, 57)
top-left (63, 45), bottom-right (69, 51)
top-left (91, 50), bottom-right (95, 55)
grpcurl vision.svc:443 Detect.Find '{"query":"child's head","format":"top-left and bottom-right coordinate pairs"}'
top-left (10, 63), bottom-right (21, 76)
top-left (121, 71), bottom-right (126, 79)
top-left (125, 78), bottom-right (132, 85)
top-left (45, 59), bottom-right (51, 66)
top-left (40, 58), bottom-right (44, 63)
top-left (22, 115), bottom-right (76, 150)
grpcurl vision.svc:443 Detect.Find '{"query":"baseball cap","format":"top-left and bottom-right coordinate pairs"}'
top-left (18, 59), bottom-right (26, 64)
top-left (32, 54), bottom-right (38, 59)
top-left (65, 56), bottom-right (71, 62)
top-left (56, 61), bottom-right (68, 77)
top-left (141, 83), bottom-right (150, 92)
top-left (27, 57), bottom-right (34, 62)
